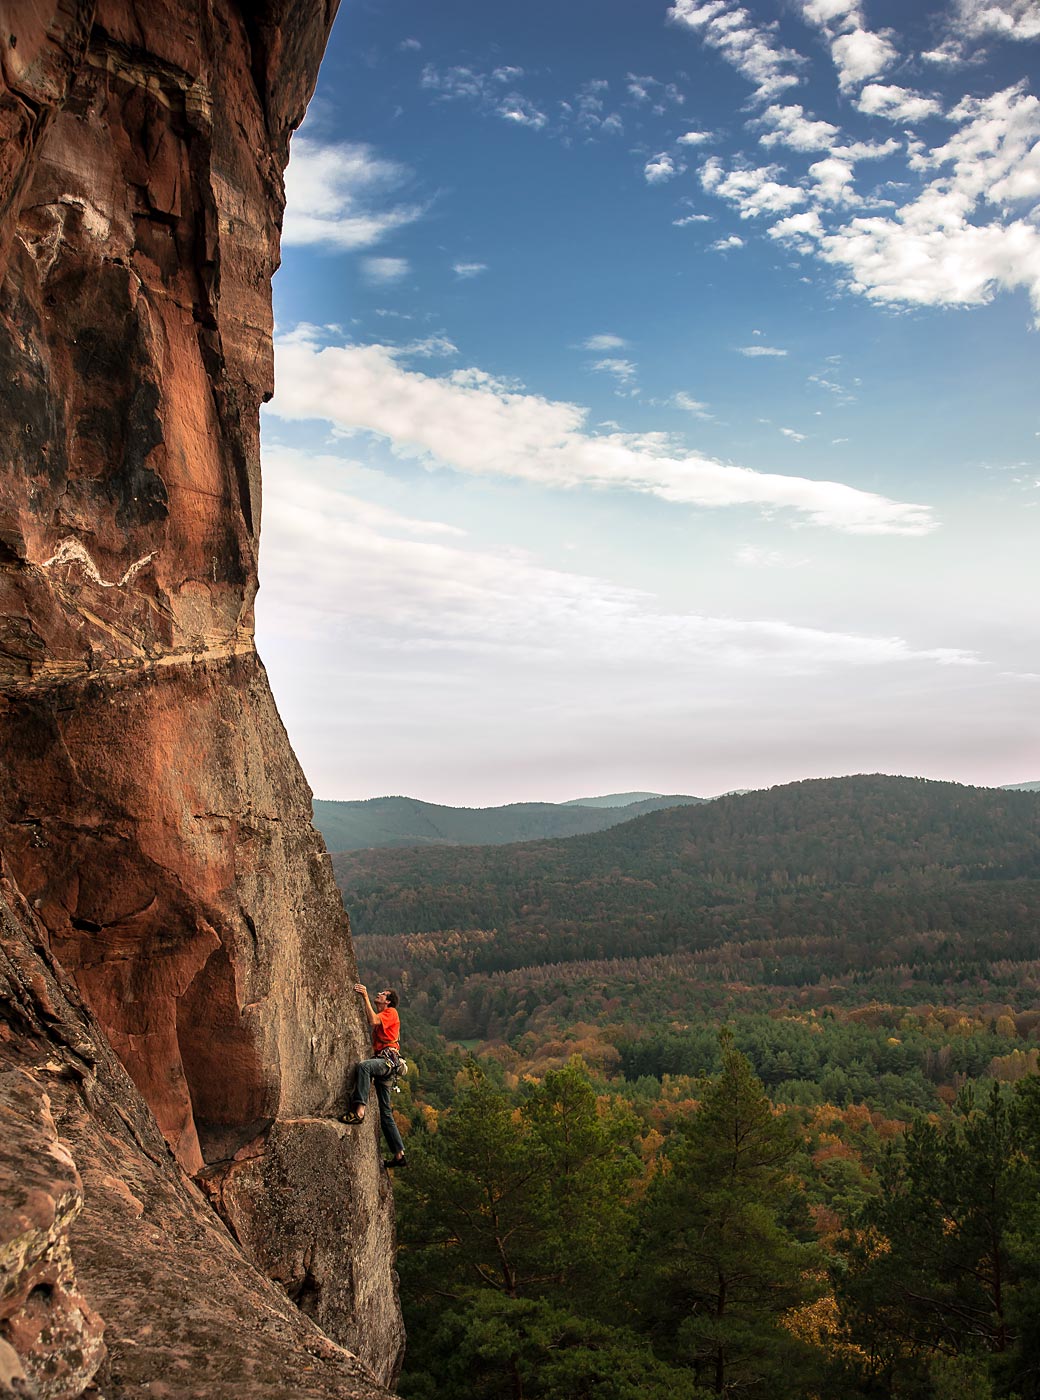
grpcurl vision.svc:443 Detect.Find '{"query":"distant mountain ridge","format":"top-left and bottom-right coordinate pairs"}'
top-left (560, 791), bottom-right (665, 808)
top-left (333, 776), bottom-right (1040, 968)
top-left (312, 792), bottom-right (704, 852)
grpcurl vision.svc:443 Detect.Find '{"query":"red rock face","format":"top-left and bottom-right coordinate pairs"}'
top-left (1, 0), bottom-right (405, 1390)
top-left (1, 860), bottom-right (397, 1399)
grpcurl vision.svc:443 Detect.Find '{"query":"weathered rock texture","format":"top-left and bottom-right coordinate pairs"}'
top-left (0, 0), bottom-right (404, 1393)
top-left (1, 861), bottom-right (395, 1398)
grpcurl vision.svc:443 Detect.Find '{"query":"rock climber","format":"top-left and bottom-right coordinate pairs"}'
top-left (341, 983), bottom-right (406, 1169)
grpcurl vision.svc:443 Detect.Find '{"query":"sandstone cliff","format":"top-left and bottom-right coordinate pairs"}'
top-left (0, 1), bottom-right (404, 1394)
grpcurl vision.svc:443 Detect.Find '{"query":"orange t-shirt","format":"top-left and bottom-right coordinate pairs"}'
top-left (372, 1007), bottom-right (400, 1054)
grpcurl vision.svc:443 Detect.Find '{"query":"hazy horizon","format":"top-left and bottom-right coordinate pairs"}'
top-left (310, 770), bottom-right (1040, 809)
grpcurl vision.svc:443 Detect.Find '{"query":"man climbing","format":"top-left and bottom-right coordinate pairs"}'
top-left (341, 983), bottom-right (407, 1169)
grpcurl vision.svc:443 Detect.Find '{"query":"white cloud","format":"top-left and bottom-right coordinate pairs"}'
top-left (797, 0), bottom-right (899, 90)
top-left (453, 261), bottom-right (487, 278)
top-left (757, 103), bottom-right (841, 151)
top-left (645, 152), bottom-right (683, 183)
top-left (678, 130), bottom-right (715, 145)
top-left (582, 333), bottom-right (629, 351)
top-left (927, 0), bottom-right (1040, 62)
top-left (404, 335), bottom-right (458, 358)
top-left (830, 28), bottom-right (899, 88)
top-left (282, 139), bottom-right (424, 250)
top-left (421, 64), bottom-right (487, 101)
top-left (738, 344), bottom-right (788, 356)
top-left (400, 38), bottom-right (421, 51)
top-left (673, 391), bottom-right (714, 418)
top-left (768, 210), bottom-right (826, 249)
top-left (668, 0), bottom-right (804, 103)
top-left (702, 157), bottom-right (807, 217)
top-left (259, 446), bottom-right (962, 677)
top-left (834, 137), bottom-right (902, 161)
top-left (673, 212), bottom-right (713, 225)
top-left (363, 256), bottom-right (409, 284)
top-left (856, 84), bottom-right (943, 122)
top-left (780, 427), bottom-right (807, 440)
top-left (421, 63), bottom-right (547, 131)
top-left (809, 155), bottom-right (861, 205)
top-left (770, 83), bottom-right (1040, 320)
top-left (626, 74), bottom-right (686, 110)
top-left (711, 234), bottom-right (747, 250)
top-left (591, 357), bottom-right (638, 384)
top-left (499, 95), bottom-right (548, 129)
top-left (809, 370), bottom-right (856, 401)
top-left (267, 329), bottom-right (936, 535)
top-left (568, 79), bottom-right (625, 135)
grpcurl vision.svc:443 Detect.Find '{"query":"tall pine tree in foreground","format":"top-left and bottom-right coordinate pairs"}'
top-left (633, 1037), bottom-right (823, 1396)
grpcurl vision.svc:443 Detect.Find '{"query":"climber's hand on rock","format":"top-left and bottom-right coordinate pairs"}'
top-left (354, 983), bottom-right (367, 996)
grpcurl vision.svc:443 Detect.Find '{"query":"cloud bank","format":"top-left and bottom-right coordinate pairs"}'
top-left (268, 330), bottom-right (936, 536)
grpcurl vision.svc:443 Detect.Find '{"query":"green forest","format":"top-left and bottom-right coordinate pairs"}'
top-left (334, 777), bottom-right (1040, 1398)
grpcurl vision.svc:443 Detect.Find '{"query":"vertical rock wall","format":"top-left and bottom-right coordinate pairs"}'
top-left (0, 0), bottom-right (405, 1390)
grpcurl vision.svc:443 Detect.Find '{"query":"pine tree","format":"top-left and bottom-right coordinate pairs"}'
top-left (634, 1037), bottom-right (823, 1396)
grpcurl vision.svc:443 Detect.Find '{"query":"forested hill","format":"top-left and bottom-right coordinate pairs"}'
top-left (333, 775), bottom-right (1040, 973)
top-left (312, 792), bottom-right (703, 851)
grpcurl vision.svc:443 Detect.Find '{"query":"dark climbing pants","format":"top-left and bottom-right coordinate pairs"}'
top-left (352, 1057), bottom-right (405, 1157)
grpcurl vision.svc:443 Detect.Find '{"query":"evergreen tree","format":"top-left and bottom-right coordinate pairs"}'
top-left (633, 1038), bottom-right (823, 1395)
top-left (836, 1079), bottom-right (1040, 1398)
top-left (394, 1062), bottom-right (656, 1400)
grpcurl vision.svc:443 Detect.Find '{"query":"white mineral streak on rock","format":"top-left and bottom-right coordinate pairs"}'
top-left (40, 539), bottom-right (156, 588)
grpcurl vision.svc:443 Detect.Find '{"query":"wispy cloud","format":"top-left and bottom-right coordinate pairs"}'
top-left (780, 426), bottom-right (807, 441)
top-left (404, 334), bottom-right (458, 358)
top-left (738, 344), bottom-right (788, 356)
top-left (673, 392), bottom-right (714, 419)
top-left (363, 256), bottom-right (409, 284)
top-left (268, 328), bottom-right (937, 535)
top-left (711, 234), bottom-right (746, 250)
top-left (626, 73), bottom-right (686, 110)
top-left (565, 79), bottom-right (625, 136)
top-left (582, 333), bottom-right (629, 351)
top-left (499, 95), bottom-right (548, 129)
top-left (282, 139), bottom-right (424, 250)
top-left (668, 0), bottom-right (804, 103)
top-left (453, 261), bottom-right (488, 278)
top-left (591, 357), bottom-right (638, 385)
top-left (421, 63), bottom-right (547, 130)
top-left (260, 446), bottom-right (963, 676)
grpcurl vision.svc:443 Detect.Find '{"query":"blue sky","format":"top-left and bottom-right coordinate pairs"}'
top-left (257, 0), bottom-right (1039, 805)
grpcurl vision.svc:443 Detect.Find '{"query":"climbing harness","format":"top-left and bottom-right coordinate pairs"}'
top-left (379, 1046), bottom-right (409, 1092)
